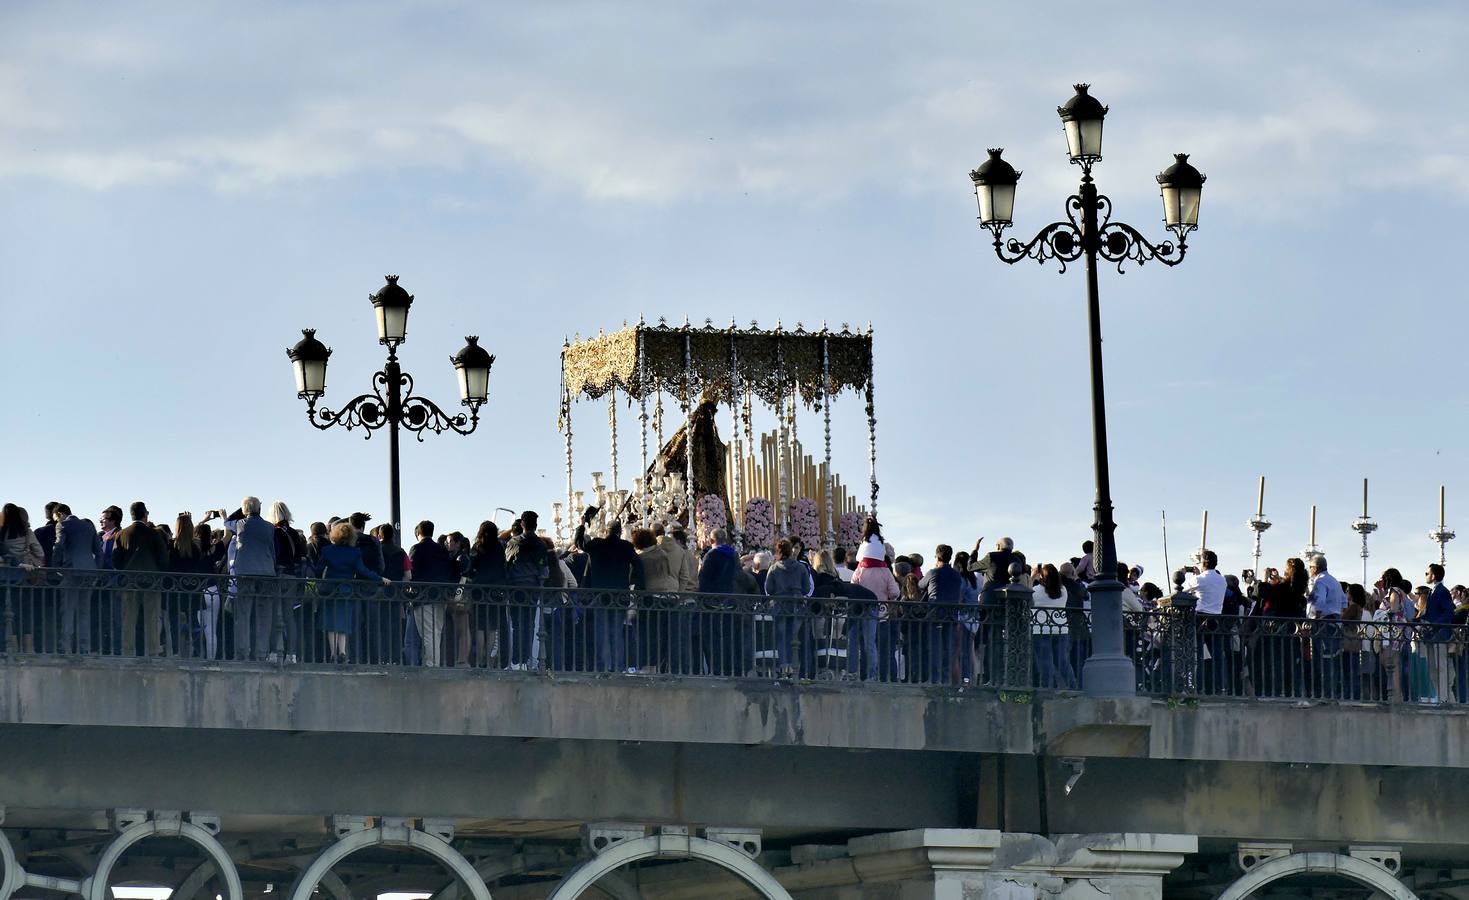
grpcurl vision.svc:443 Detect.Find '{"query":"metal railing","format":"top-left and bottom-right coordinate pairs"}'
top-left (2, 567), bottom-right (1464, 704)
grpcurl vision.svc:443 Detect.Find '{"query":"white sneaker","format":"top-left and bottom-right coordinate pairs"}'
top-left (626, 667), bottom-right (639, 674)
top-left (265, 652), bottom-right (281, 664)
top-left (509, 662), bottom-right (526, 671)
top-left (285, 654), bottom-right (298, 664)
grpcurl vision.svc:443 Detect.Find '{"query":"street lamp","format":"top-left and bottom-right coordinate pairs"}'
top-left (968, 84), bottom-right (1205, 697)
top-left (288, 275), bottom-right (495, 545)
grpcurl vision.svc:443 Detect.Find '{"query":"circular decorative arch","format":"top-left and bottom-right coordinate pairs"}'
top-left (85, 820), bottom-right (243, 900)
top-left (1, 828), bottom-right (21, 900)
top-left (1218, 852), bottom-right (1418, 900)
top-left (545, 834), bottom-right (792, 900)
top-left (286, 826), bottom-right (492, 900)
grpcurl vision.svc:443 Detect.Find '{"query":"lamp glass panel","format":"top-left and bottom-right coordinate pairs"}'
top-left (991, 184), bottom-right (1015, 224)
top-left (456, 365), bottom-right (471, 402)
top-left (1079, 119), bottom-right (1103, 158)
top-left (1160, 185), bottom-right (1181, 228)
top-left (377, 306), bottom-right (408, 343)
top-left (975, 183), bottom-right (1016, 225)
top-left (305, 359), bottom-right (327, 395)
top-left (466, 366), bottom-right (490, 402)
top-left (1064, 121), bottom-right (1082, 159)
top-left (1178, 186), bottom-right (1201, 227)
top-left (293, 359), bottom-right (308, 395)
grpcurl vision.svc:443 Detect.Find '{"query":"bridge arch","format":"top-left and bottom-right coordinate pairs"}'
top-left (85, 819), bottom-right (243, 900)
top-left (1, 828), bottom-right (21, 900)
top-left (1218, 851), bottom-right (1418, 900)
top-left (545, 833), bottom-right (792, 900)
top-left (286, 825), bottom-right (491, 900)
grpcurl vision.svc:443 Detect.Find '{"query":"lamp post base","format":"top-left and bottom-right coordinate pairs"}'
top-left (1082, 652), bottom-right (1137, 698)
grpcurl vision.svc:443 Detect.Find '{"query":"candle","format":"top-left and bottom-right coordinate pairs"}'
top-left (1362, 477), bottom-right (1369, 518)
top-left (1441, 485), bottom-right (1447, 529)
top-left (1310, 504), bottom-right (1317, 546)
top-left (1257, 476), bottom-right (1265, 517)
top-left (1201, 510), bottom-right (1209, 551)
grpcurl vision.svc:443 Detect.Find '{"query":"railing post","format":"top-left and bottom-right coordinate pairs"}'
top-left (1001, 562), bottom-right (1033, 690)
top-left (1165, 570), bottom-right (1198, 697)
top-left (3, 580), bottom-right (15, 654)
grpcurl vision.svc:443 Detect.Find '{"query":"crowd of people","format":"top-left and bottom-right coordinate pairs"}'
top-left (1, 496), bottom-right (1465, 701)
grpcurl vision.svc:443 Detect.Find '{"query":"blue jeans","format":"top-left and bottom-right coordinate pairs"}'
top-left (594, 607), bottom-right (627, 672)
top-left (878, 620), bottom-right (900, 682)
top-left (774, 609), bottom-right (814, 675)
top-left (845, 609), bottom-right (879, 680)
top-left (926, 622), bottom-right (951, 684)
top-left (1034, 634), bottom-right (1075, 689)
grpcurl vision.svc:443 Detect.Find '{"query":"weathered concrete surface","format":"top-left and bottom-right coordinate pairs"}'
top-left (1148, 699), bottom-right (1469, 769)
top-left (0, 658), bottom-right (1032, 754)
top-left (0, 724), bottom-right (974, 831)
top-left (1038, 755), bottom-right (1469, 847)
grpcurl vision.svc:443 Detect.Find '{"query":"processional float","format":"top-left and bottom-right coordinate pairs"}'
top-left (556, 318), bottom-right (876, 551)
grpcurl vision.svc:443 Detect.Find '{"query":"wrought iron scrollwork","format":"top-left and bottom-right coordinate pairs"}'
top-left (992, 190), bottom-right (1186, 274)
top-left (993, 221), bottom-right (1084, 272)
top-left (400, 395), bottom-right (477, 440)
top-left (304, 367), bottom-right (478, 441)
top-left (1097, 220), bottom-right (1186, 272)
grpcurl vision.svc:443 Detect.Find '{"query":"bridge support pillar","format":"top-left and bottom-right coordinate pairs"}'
top-left (774, 830), bottom-right (1197, 899)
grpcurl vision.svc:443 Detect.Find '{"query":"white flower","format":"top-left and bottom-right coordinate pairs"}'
top-left (743, 497), bottom-right (774, 550)
top-left (696, 494), bottom-right (728, 546)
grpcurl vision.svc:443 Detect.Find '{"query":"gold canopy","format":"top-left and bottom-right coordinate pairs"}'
top-left (561, 320), bottom-right (873, 407)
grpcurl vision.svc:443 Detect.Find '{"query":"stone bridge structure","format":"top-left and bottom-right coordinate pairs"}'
top-left (3, 656), bottom-right (1468, 899)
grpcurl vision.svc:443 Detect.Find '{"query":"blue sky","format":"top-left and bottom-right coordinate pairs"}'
top-left (3, 1), bottom-right (1468, 586)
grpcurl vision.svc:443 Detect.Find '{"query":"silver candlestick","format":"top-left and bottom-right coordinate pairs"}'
top-left (1247, 514), bottom-right (1271, 579)
top-left (1431, 526), bottom-right (1456, 567)
top-left (1351, 515), bottom-right (1377, 586)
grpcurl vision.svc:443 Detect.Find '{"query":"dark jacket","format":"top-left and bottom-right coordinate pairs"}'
top-left (574, 525), bottom-right (645, 591)
top-left (275, 524), bottom-right (307, 576)
top-left (698, 544), bottom-right (741, 594)
top-left (356, 532), bottom-right (385, 576)
top-left (319, 543), bottom-right (380, 582)
top-left (811, 570), bottom-right (844, 599)
top-left (409, 538), bottom-right (456, 585)
top-left (468, 542), bottom-right (507, 585)
top-left (34, 523), bottom-right (56, 566)
top-left (1061, 576), bottom-right (1090, 637)
top-left (113, 521), bottom-right (169, 572)
top-left (764, 558), bottom-right (814, 598)
top-left (382, 544), bottom-right (408, 582)
top-left (53, 516), bottom-right (102, 571)
top-left (168, 543), bottom-right (212, 575)
top-left (918, 564), bottom-right (964, 605)
top-left (1426, 582), bottom-right (1455, 642)
top-left (505, 532), bottom-right (554, 587)
top-left (977, 548), bottom-right (1027, 605)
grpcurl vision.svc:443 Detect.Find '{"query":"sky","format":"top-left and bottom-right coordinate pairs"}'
top-left (3, 1), bottom-right (1469, 587)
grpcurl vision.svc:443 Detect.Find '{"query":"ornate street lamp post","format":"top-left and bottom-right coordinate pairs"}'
top-left (287, 275), bottom-right (495, 545)
top-left (969, 84), bottom-right (1205, 697)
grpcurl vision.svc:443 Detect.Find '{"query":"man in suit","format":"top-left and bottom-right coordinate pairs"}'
top-left (211, 497), bottom-right (277, 661)
top-left (408, 520), bottom-right (454, 667)
top-left (51, 503), bottom-right (102, 654)
top-left (112, 501), bottom-right (169, 656)
top-left (350, 511), bottom-right (388, 662)
top-left (1424, 562), bottom-right (1455, 703)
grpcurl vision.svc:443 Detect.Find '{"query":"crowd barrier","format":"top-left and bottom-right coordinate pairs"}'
top-left (0, 568), bottom-right (1460, 703)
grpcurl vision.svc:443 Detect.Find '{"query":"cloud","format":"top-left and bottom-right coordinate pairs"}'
top-left (0, 1), bottom-right (1466, 217)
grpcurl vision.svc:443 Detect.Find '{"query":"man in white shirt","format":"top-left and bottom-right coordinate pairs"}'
top-left (833, 546), bottom-right (854, 582)
top-left (1182, 550), bottom-right (1227, 693)
top-left (1182, 550), bottom-right (1225, 614)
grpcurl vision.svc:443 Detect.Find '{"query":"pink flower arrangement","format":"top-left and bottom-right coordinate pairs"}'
top-left (696, 494), bottom-right (728, 547)
top-left (742, 497), bottom-right (774, 550)
top-left (839, 511), bottom-right (863, 549)
top-left (791, 497), bottom-right (820, 550)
